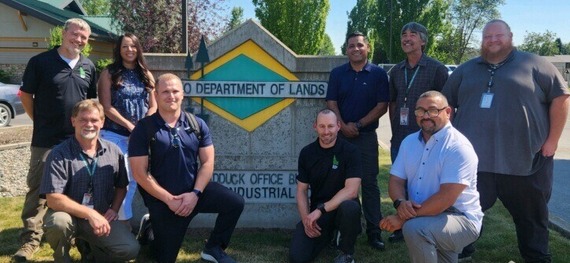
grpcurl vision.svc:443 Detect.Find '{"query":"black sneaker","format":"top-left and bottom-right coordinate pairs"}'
top-left (458, 243), bottom-right (475, 262)
top-left (75, 239), bottom-right (93, 263)
top-left (137, 213), bottom-right (154, 245)
top-left (388, 229), bottom-right (404, 243)
top-left (458, 253), bottom-right (472, 262)
top-left (201, 246), bottom-right (236, 263)
top-left (367, 233), bottom-right (385, 250)
top-left (329, 229), bottom-right (341, 249)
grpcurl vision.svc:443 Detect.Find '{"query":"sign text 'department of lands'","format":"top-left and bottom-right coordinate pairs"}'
top-left (183, 80), bottom-right (327, 98)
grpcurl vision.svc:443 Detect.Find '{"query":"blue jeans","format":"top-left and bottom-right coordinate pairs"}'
top-left (100, 129), bottom-right (136, 220)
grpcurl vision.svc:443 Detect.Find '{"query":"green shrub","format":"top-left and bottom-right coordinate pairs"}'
top-left (95, 58), bottom-right (113, 74)
top-left (0, 69), bottom-right (11, 83)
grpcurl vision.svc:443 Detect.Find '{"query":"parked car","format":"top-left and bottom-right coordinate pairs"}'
top-left (446, 65), bottom-right (458, 75)
top-left (0, 82), bottom-right (25, 127)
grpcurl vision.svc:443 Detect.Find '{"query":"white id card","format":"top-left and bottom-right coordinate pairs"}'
top-left (82, 193), bottom-right (94, 209)
top-left (480, 93), bottom-right (494, 108)
top-left (400, 107), bottom-right (409, 125)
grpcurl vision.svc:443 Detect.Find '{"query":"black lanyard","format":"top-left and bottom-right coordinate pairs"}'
top-left (486, 62), bottom-right (505, 93)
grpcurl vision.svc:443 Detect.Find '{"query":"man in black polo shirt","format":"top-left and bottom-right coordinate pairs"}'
top-left (290, 109), bottom-right (362, 263)
top-left (15, 18), bottom-right (97, 261)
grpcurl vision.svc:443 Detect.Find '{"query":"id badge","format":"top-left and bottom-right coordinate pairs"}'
top-left (79, 67), bottom-right (86, 79)
top-left (82, 193), bottom-right (94, 209)
top-left (480, 93), bottom-right (494, 108)
top-left (399, 107), bottom-right (409, 125)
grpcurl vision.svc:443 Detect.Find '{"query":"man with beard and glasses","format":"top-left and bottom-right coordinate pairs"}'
top-left (290, 109), bottom-right (362, 263)
top-left (326, 32), bottom-right (390, 250)
top-left (387, 21), bottom-right (449, 243)
top-left (380, 91), bottom-right (482, 263)
top-left (15, 18), bottom-right (97, 262)
top-left (40, 100), bottom-right (139, 262)
top-left (443, 19), bottom-right (570, 262)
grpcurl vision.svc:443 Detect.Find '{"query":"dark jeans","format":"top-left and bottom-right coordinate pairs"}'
top-left (147, 182), bottom-right (244, 263)
top-left (340, 132), bottom-right (382, 235)
top-left (476, 156), bottom-right (553, 263)
top-left (289, 200), bottom-right (362, 263)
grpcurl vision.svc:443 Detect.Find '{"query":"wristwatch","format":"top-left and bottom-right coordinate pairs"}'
top-left (393, 199), bottom-right (405, 209)
top-left (191, 189), bottom-right (202, 198)
top-left (317, 203), bottom-right (327, 214)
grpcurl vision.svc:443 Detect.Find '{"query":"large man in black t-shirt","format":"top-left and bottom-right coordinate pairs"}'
top-left (15, 18), bottom-right (97, 261)
top-left (289, 109), bottom-right (362, 263)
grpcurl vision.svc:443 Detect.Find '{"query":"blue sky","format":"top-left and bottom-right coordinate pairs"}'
top-left (225, 0), bottom-right (570, 55)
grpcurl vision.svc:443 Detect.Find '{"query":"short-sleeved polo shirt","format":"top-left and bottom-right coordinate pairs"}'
top-left (20, 47), bottom-right (97, 148)
top-left (442, 50), bottom-right (570, 175)
top-left (326, 62), bottom-right (390, 132)
top-left (129, 112), bottom-right (213, 202)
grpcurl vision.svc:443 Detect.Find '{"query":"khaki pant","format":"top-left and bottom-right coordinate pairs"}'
top-left (44, 209), bottom-right (140, 263)
top-left (19, 146), bottom-right (50, 245)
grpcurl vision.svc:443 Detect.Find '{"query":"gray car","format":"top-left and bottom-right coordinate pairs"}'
top-left (0, 82), bottom-right (25, 127)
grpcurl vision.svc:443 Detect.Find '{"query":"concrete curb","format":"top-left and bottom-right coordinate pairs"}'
top-left (549, 213), bottom-right (570, 239)
top-left (0, 142), bottom-right (30, 151)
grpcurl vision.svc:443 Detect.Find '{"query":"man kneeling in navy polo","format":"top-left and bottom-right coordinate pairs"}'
top-left (129, 73), bottom-right (244, 263)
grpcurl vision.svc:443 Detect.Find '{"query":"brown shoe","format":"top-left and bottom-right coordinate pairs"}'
top-left (13, 243), bottom-right (40, 262)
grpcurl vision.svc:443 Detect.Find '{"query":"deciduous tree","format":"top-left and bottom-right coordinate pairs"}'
top-left (519, 30), bottom-right (560, 56)
top-left (110, 0), bottom-right (183, 53)
top-left (344, 0), bottom-right (449, 63)
top-left (343, 0), bottom-right (381, 61)
top-left (317, 33), bottom-right (336, 55)
top-left (252, 0), bottom-right (330, 55)
top-left (109, 0), bottom-right (227, 53)
top-left (187, 0), bottom-right (227, 53)
top-left (433, 0), bottom-right (505, 64)
top-left (80, 0), bottom-right (110, 15)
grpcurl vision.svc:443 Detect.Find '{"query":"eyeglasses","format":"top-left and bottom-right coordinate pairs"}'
top-left (414, 107), bottom-right (447, 117)
top-left (170, 127), bottom-right (181, 148)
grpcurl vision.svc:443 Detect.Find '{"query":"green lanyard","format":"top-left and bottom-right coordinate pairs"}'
top-left (403, 66), bottom-right (420, 107)
top-left (79, 153), bottom-right (98, 193)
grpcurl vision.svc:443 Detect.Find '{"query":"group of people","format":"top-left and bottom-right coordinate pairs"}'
top-left (11, 17), bottom-right (569, 263)
top-left (14, 18), bottom-right (244, 263)
top-left (291, 19), bottom-right (569, 263)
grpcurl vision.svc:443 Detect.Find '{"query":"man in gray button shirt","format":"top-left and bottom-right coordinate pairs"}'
top-left (40, 100), bottom-right (139, 262)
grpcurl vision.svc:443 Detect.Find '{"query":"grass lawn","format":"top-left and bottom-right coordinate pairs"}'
top-left (1, 150), bottom-right (569, 262)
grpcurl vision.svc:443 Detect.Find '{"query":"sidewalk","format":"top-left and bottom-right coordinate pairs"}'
top-left (376, 113), bottom-right (570, 238)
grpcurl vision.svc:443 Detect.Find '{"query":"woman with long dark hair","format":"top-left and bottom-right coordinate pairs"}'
top-left (98, 33), bottom-right (156, 225)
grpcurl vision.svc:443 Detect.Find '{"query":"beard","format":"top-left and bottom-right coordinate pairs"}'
top-left (319, 134), bottom-right (337, 147)
top-left (420, 119), bottom-right (437, 136)
top-left (480, 41), bottom-right (514, 63)
top-left (80, 129), bottom-right (98, 140)
top-left (64, 43), bottom-right (83, 57)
